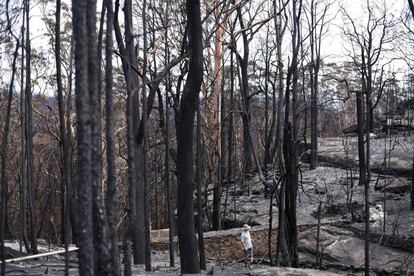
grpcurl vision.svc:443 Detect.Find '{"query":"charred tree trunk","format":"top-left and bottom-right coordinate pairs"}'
top-left (163, 1), bottom-right (175, 266)
top-left (412, 152), bottom-right (414, 210)
top-left (19, 8), bottom-right (30, 253)
top-left (141, 0), bottom-right (152, 270)
top-left (25, 0), bottom-right (38, 254)
top-left (278, 0), bottom-right (302, 268)
top-left (120, 0), bottom-right (145, 264)
top-left (67, 37), bottom-right (78, 245)
top-left (104, 0), bottom-right (120, 273)
top-left (356, 90), bottom-right (366, 187)
top-left (90, 2), bottom-right (111, 274)
top-left (72, 0), bottom-right (94, 273)
top-left (271, 0), bottom-right (286, 166)
top-left (196, 103), bottom-right (206, 270)
top-left (1, 15), bottom-right (20, 274)
top-left (309, 0), bottom-right (318, 169)
top-left (54, 1), bottom-right (71, 273)
top-left (234, 6), bottom-right (253, 176)
top-left (175, 0), bottom-right (203, 273)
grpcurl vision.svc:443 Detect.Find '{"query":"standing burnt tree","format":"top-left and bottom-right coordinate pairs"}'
top-left (276, 0), bottom-right (302, 267)
top-left (104, 0), bottom-right (120, 273)
top-left (1, 1), bottom-right (20, 273)
top-left (342, 1), bottom-right (392, 274)
top-left (306, 0), bottom-right (332, 169)
top-left (72, 0), bottom-right (94, 273)
top-left (408, 0), bottom-right (414, 211)
top-left (72, 0), bottom-right (113, 274)
top-left (24, 0), bottom-right (38, 255)
top-left (175, 0), bottom-right (203, 273)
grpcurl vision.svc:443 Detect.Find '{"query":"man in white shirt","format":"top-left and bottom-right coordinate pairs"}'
top-left (240, 224), bottom-right (253, 268)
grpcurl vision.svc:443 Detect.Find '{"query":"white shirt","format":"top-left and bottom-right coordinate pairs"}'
top-left (241, 230), bottom-right (253, 250)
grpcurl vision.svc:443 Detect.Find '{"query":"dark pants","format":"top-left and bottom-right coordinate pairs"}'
top-left (243, 248), bottom-right (253, 264)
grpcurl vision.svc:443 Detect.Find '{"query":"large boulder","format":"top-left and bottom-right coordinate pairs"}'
top-left (375, 178), bottom-right (410, 194)
top-left (298, 226), bottom-right (414, 274)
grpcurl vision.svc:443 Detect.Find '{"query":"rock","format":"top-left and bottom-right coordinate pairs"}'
top-left (342, 124), bottom-right (358, 134)
top-left (375, 178), bottom-right (410, 194)
top-left (312, 202), bottom-right (362, 218)
top-left (314, 183), bottom-right (328, 194)
top-left (298, 226), bottom-right (414, 274)
top-left (240, 206), bottom-right (258, 213)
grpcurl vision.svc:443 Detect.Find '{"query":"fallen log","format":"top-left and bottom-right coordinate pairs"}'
top-left (0, 247), bottom-right (78, 264)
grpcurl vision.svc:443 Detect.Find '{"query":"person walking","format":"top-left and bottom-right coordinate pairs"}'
top-left (240, 224), bottom-right (253, 268)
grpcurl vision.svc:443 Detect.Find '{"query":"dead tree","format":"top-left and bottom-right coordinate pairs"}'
top-left (270, 0), bottom-right (288, 166)
top-left (141, 0), bottom-right (152, 270)
top-left (72, 0), bottom-right (94, 273)
top-left (114, 0), bottom-right (145, 264)
top-left (19, 2), bottom-right (30, 253)
top-left (1, 4), bottom-right (20, 273)
top-left (104, 0), bottom-right (120, 273)
top-left (54, 1), bottom-right (71, 273)
top-left (277, 0), bottom-right (302, 267)
top-left (175, 0), bottom-right (203, 273)
top-left (408, 0), bottom-right (414, 210)
top-left (342, 2), bottom-right (392, 273)
top-left (196, 103), bottom-right (206, 270)
top-left (24, 0), bottom-right (38, 254)
top-left (229, 1), bottom-right (273, 180)
top-left (162, 0), bottom-right (175, 266)
top-left (306, 0), bottom-right (332, 169)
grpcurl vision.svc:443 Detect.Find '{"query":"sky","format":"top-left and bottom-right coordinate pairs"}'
top-left (1, 0), bottom-right (412, 93)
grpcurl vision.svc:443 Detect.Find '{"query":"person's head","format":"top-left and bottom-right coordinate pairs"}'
top-left (243, 224), bottom-right (251, 231)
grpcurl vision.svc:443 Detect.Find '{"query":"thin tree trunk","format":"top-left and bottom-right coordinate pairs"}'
top-left (66, 36), bottom-right (78, 245)
top-left (309, 0), bottom-right (318, 169)
top-left (90, 2), bottom-right (111, 274)
top-left (196, 103), bottom-right (206, 270)
top-left (1, 26), bottom-right (20, 276)
top-left (121, 0), bottom-right (145, 264)
top-left (212, 5), bottom-right (224, 231)
top-left (25, 0), bottom-right (38, 254)
top-left (54, 1), bottom-right (71, 274)
top-left (356, 91), bottom-right (366, 187)
top-left (163, 1), bottom-right (175, 266)
top-left (226, 50), bottom-right (234, 216)
top-left (19, 8), bottom-right (30, 253)
top-left (271, 0), bottom-right (285, 166)
top-left (315, 202), bottom-right (322, 267)
top-left (141, 0), bottom-right (152, 270)
top-left (411, 152), bottom-right (414, 210)
top-left (104, 0), bottom-right (120, 273)
top-left (267, 191), bottom-right (274, 264)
